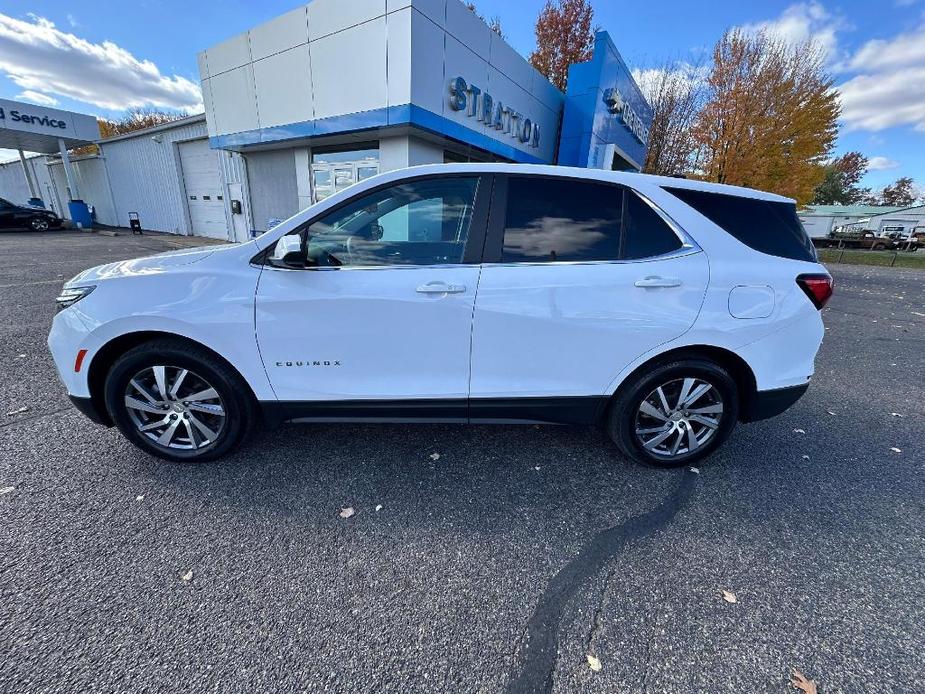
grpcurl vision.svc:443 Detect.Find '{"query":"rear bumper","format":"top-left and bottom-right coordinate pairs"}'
top-left (742, 383), bottom-right (809, 422)
top-left (69, 395), bottom-right (112, 427)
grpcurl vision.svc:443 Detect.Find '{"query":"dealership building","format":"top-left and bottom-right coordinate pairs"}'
top-left (0, 0), bottom-right (652, 241)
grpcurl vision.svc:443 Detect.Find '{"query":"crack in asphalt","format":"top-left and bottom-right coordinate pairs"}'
top-left (0, 407), bottom-right (71, 430)
top-left (505, 469), bottom-right (698, 694)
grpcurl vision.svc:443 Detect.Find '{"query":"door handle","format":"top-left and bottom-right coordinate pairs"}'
top-left (416, 281), bottom-right (467, 294)
top-left (634, 276), bottom-right (682, 288)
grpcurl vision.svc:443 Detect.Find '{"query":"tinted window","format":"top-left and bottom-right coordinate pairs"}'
top-left (623, 192), bottom-right (684, 259)
top-left (305, 177), bottom-right (479, 267)
top-left (502, 178), bottom-right (623, 262)
top-left (664, 187), bottom-right (816, 262)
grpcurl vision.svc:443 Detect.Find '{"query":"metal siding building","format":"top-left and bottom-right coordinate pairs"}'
top-left (101, 115), bottom-right (208, 236)
top-left (798, 204), bottom-right (907, 238)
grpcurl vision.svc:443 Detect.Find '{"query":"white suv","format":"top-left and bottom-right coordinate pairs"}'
top-left (48, 164), bottom-right (832, 467)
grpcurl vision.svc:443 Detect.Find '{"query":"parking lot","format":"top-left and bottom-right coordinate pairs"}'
top-left (1, 230), bottom-right (922, 693)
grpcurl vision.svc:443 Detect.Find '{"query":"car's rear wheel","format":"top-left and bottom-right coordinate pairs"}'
top-left (30, 217), bottom-right (50, 231)
top-left (104, 339), bottom-right (255, 462)
top-left (607, 359), bottom-right (739, 467)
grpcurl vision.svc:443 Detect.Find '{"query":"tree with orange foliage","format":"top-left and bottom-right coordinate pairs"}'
top-left (98, 108), bottom-right (185, 139)
top-left (692, 29), bottom-right (839, 205)
top-left (71, 108), bottom-right (186, 155)
top-left (529, 0), bottom-right (595, 92)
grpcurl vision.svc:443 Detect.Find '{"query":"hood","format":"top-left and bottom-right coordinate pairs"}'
top-left (66, 245), bottom-right (218, 286)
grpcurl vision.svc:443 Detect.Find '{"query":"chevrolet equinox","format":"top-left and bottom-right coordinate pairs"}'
top-left (48, 164), bottom-right (832, 467)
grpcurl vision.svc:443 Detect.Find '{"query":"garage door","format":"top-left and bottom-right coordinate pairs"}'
top-left (178, 139), bottom-right (228, 239)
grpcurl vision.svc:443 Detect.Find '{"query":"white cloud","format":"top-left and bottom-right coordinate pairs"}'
top-left (838, 25), bottom-right (925, 131)
top-left (839, 67), bottom-right (925, 131)
top-left (738, 2), bottom-right (848, 61)
top-left (0, 12), bottom-right (201, 113)
top-left (15, 89), bottom-right (58, 106)
top-left (848, 24), bottom-right (925, 72)
top-left (631, 63), bottom-right (707, 104)
top-left (867, 156), bottom-right (900, 171)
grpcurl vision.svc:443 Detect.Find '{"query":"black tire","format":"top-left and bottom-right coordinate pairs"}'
top-left (29, 217), bottom-right (50, 232)
top-left (872, 243), bottom-right (886, 251)
top-left (103, 339), bottom-right (256, 462)
top-left (606, 359), bottom-right (739, 468)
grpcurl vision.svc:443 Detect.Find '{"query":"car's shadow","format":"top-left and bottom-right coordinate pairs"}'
top-left (124, 421), bottom-right (687, 533)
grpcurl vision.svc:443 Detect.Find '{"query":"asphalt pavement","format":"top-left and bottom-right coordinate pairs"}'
top-left (1, 230), bottom-right (922, 693)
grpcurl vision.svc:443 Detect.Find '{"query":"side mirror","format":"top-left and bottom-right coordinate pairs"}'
top-left (268, 234), bottom-right (306, 269)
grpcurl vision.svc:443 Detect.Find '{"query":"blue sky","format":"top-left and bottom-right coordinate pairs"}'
top-left (1, 0), bottom-right (923, 194)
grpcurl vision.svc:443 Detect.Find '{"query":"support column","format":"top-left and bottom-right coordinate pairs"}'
top-left (57, 137), bottom-right (79, 200)
top-left (295, 147), bottom-right (312, 210)
top-left (58, 137), bottom-right (92, 228)
top-left (18, 148), bottom-right (39, 201)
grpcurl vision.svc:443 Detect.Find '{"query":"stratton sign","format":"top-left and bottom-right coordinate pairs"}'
top-left (0, 106), bottom-right (67, 130)
top-left (602, 87), bottom-right (649, 145)
top-left (448, 76), bottom-right (541, 149)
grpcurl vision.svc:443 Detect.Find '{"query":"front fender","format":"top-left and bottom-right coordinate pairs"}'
top-left (82, 315), bottom-right (275, 401)
top-left (57, 260), bottom-right (274, 401)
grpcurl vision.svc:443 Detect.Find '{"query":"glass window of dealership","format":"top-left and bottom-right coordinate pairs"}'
top-left (200, 0), bottom-right (653, 227)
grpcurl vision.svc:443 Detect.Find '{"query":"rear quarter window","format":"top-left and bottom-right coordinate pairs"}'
top-left (664, 187), bottom-right (817, 262)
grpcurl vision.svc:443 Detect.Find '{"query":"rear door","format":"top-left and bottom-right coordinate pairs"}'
top-left (469, 175), bottom-right (709, 418)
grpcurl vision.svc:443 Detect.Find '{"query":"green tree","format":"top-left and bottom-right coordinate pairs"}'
top-left (812, 152), bottom-right (870, 205)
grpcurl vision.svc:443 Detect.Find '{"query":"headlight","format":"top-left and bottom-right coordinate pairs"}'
top-left (55, 285), bottom-right (95, 311)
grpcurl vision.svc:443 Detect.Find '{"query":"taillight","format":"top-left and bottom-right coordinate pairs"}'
top-left (796, 273), bottom-right (833, 310)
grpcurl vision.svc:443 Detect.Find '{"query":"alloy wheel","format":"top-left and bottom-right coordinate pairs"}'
top-left (123, 366), bottom-right (226, 450)
top-left (634, 377), bottom-right (724, 459)
top-left (31, 218), bottom-right (49, 231)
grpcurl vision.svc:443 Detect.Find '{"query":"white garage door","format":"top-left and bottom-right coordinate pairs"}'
top-left (178, 139), bottom-right (228, 239)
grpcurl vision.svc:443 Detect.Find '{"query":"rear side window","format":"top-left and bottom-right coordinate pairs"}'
top-left (664, 187), bottom-right (816, 262)
top-left (623, 192), bottom-right (684, 259)
top-left (502, 177), bottom-right (623, 262)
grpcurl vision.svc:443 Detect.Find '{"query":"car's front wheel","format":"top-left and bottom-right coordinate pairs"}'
top-left (30, 217), bottom-right (50, 231)
top-left (104, 339), bottom-right (256, 462)
top-left (607, 359), bottom-right (739, 467)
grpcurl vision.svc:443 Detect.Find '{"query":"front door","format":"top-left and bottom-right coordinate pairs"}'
top-left (256, 174), bottom-right (490, 414)
top-left (470, 175), bottom-right (709, 416)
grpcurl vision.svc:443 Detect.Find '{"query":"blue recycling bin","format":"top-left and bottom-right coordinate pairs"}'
top-left (67, 200), bottom-right (92, 229)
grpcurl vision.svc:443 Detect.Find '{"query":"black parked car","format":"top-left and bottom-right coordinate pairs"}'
top-left (0, 197), bottom-right (62, 231)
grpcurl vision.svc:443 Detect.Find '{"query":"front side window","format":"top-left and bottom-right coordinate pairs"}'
top-left (303, 177), bottom-right (479, 267)
top-left (502, 177), bottom-right (624, 262)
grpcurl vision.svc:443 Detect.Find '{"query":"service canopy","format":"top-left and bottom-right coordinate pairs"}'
top-left (0, 98), bottom-right (100, 153)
